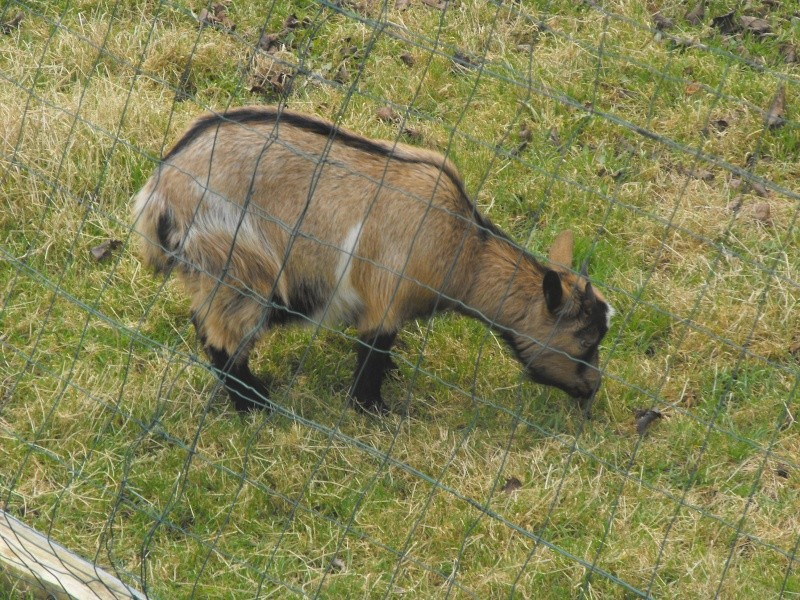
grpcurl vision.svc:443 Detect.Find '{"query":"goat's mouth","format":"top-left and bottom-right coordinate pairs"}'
top-left (527, 370), bottom-right (599, 400)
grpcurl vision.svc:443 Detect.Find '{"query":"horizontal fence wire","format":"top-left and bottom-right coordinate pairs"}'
top-left (1, 0), bottom-right (798, 598)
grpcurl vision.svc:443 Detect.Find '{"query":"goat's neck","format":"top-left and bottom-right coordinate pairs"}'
top-left (461, 235), bottom-right (543, 331)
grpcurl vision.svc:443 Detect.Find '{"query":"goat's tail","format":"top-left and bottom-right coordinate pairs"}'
top-left (131, 176), bottom-right (179, 273)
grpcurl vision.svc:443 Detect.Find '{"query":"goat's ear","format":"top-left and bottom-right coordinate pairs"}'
top-left (543, 270), bottom-right (563, 313)
top-left (583, 281), bottom-right (597, 309)
top-left (548, 230), bottom-right (574, 268)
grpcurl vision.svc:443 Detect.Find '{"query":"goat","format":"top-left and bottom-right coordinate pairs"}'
top-left (132, 106), bottom-right (613, 413)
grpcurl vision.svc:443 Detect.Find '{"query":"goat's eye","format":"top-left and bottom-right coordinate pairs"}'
top-left (580, 339), bottom-right (594, 349)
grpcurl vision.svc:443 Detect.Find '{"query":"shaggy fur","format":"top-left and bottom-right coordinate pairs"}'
top-left (132, 106), bottom-right (612, 412)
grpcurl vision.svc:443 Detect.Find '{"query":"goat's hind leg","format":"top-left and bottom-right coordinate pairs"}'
top-left (191, 292), bottom-right (271, 412)
top-left (205, 344), bottom-right (270, 412)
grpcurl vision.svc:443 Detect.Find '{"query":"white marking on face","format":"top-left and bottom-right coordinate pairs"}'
top-left (605, 303), bottom-right (616, 329)
top-left (321, 222), bottom-right (364, 325)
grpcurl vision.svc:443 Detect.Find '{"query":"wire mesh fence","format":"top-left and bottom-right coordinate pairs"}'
top-left (1, 0), bottom-right (798, 598)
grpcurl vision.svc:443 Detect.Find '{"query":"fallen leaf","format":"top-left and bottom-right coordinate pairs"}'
top-left (174, 64), bottom-right (195, 103)
top-left (684, 2), bottom-right (705, 25)
top-left (258, 32), bottom-right (281, 52)
top-left (780, 43), bottom-right (797, 64)
top-left (399, 52), bottom-right (415, 67)
top-left (685, 81), bottom-right (702, 95)
top-left (376, 106), bottom-right (399, 122)
top-left (634, 408), bottom-right (664, 435)
top-left (329, 557), bottom-right (346, 572)
top-left (776, 465), bottom-right (789, 479)
top-left (396, 0), bottom-right (410, 9)
top-left (678, 388), bottom-right (699, 407)
top-left (750, 202), bottom-right (772, 224)
top-left (334, 64), bottom-right (349, 84)
top-left (401, 126), bottom-right (423, 142)
top-left (198, 3), bottom-right (235, 30)
top-left (91, 239), bottom-right (122, 262)
top-left (652, 12), bottom-right (674, 31)
top-left (518, 122), bottom-right (532, 143)
top-left (727, 195), bottom-right (743, 213)
top-left (712, 10), bottom-right (738, 35)
top-left (790, 340), bottom-right (800, 356)
top-left (548, 127), bottom-right (561, 148)
top-left (677, 164), bottom-right (714, 181)
top-left (740, 16), bottom-right (771, 37)
top-left (421, 0), bottom-right (446, 8)
top-left (710, 118), bottom-right (729, 132)
top-left (511, 121), bottom-right (533, 155)
top-left (670, 37), bottom-right (700, 51)
top-left (341, 44), bottom-right (359, 58)
top-left (452, 50), bottom-right (477, 71)
top-left (283, 13), bottom-right (303, 30)
top-left (749, 181), bottom-right (769, 197)
top-left (597, 166), bottom-right (625, 180)
top-left (1, 11), bottom-right (23, 34)
top-left (765, 85), bottom-right (786, 129)
top-left (501, 477), bottom-right (522, 493)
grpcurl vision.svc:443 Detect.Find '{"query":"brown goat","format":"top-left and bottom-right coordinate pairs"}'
top-left (132, 106), bottom-right (613, 413)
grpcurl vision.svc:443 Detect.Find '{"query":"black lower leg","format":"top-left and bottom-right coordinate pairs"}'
top-left (206, 346), bottom-right (270, 412)
top-left (350, 332), bottom-right (396, 414)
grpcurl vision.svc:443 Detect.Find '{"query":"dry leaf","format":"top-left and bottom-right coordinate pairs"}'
top-left (710, 118), bottom-right (729, 132)
top-left (652, 12), bottom-right (674, 31)
top-left (258, 32), bottom-right (281, 52)
top-left (634, 408), bottom-right (663, 435)
top-left (548, 127), bottom-right (561, 148)
top-left (749, 181), bottom-right (769, 197)
top-left (396, 0), bottom-right (410, 9)
top-left (780, 43), bottom-right (797, 64)
top-left (452, 50), bottom-right (477, 71)
top-left (511, 121), bottom-right (532, 155)
top-left (329, 557), bottom-right (346, 572)
top-left (334, 64), bottom-right (349, 84)
top-left (399, 52), bottom-right (415, 67)
top-left (283, 14), bottom-right (305, 30)
top-left (712, 10), bottom-right (738, 35)
top-left (677, 164), bottom-right (714, 181)
top-left (751, 202), bottom-right (772, 224)
top-left (765, 85), bottom-right (786, 129)
top-left (1, 11), bottom-right (23, 34)
top-left (401, 126), bottom-right (423, 142)
top-left (727, 195), bottom-right (743, 213)
top-left (91, 239), bottom-right (122, 262)
top-left (740, 16), bottom-right (771, 37)
top-left (501, 477), bottom-right (522, 493)
top-left (198, 3), bottom-right (235, 30)
top-left (684, 2), bottom-right (705, 25)
top-left (685, 82), bottom-right (702, 95)
top-left (421, 0), bottom-right (446, 8)
top-left (776, 465), bottom-right (789, 479)
top-left (376, 106), bottom-right (399, 122)
top-left (341, 44), bottom-right (359, 58)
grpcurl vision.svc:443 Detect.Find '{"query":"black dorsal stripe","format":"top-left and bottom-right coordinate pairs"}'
top-left (162, 106), bottom-right (511, 244)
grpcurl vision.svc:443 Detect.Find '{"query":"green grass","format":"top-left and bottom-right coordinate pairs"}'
top-left (1, 0), bottom-right (799, 598)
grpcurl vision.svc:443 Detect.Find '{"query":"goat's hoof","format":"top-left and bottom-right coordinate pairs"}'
top-left (351, 395), bottom-right (389, 416)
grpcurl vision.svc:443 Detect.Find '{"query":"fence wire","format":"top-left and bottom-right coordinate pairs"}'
top-left (1, 0), bottom-right (798, 598)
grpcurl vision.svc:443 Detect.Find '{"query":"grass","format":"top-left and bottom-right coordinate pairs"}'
top-left (1, 0), bottom-right (798, 598)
